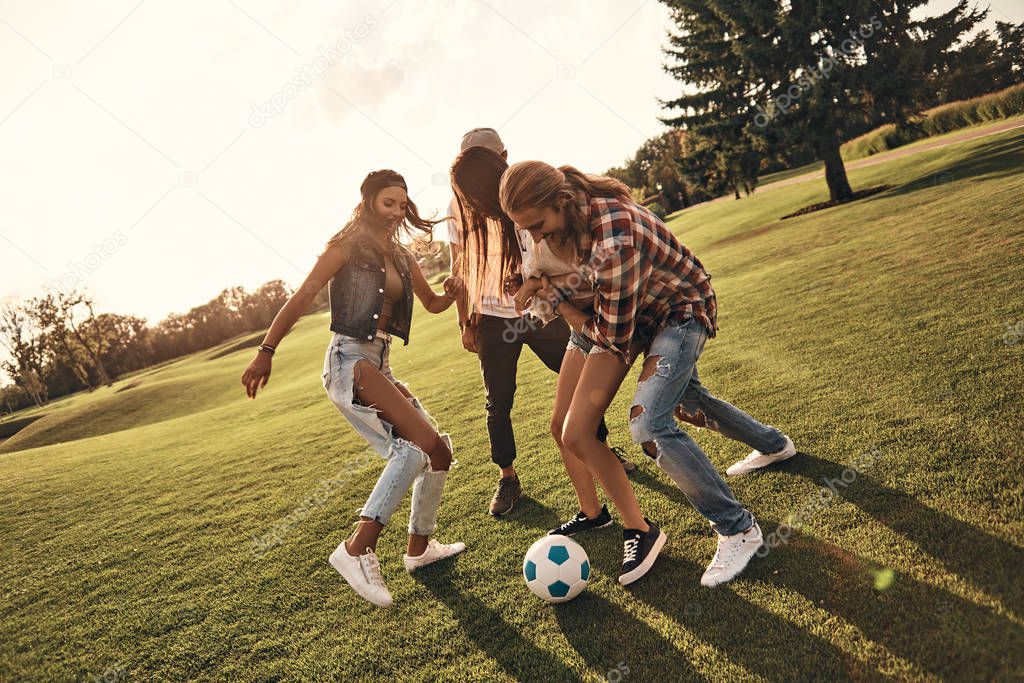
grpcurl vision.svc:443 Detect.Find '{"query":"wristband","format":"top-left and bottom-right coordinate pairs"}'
top-left (257, 344), bottom-right (276, 356)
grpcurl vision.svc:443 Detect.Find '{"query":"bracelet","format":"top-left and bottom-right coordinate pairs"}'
top-left (257, 344), bottom-right (276, 356)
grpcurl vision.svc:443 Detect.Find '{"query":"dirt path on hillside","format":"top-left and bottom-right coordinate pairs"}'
top-left (707, 118), bottom-right (1024, 205)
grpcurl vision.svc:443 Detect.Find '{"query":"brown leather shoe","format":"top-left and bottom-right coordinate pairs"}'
top-left (489, 475), bottom-right (522, 516)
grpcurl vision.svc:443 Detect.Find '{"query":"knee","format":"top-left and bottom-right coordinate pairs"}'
top-left (561, 422), bottom-right (595, 457)
top-left (426, 433), bottom-right (452, 472)
top-left (485, 394), bottom-right (514, 416)
top-left (629, 403), bottom-right (672, 443)
top-left (550, 414), bottom-right (566, 447)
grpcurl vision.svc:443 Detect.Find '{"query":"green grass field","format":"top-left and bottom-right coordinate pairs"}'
top-left (2, 127), bottom-right (1023, 681)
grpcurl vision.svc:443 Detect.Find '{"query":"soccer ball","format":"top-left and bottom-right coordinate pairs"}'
top-left (522, 535), bottom-right (590, 603)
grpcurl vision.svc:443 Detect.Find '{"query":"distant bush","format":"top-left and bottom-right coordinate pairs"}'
top-left (842, 83), bottom-right (1024, 161)
top-left (646, 202), bottom-right (668, 220)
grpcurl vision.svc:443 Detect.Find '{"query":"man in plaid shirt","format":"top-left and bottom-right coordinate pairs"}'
top-left (504, 161), bottom-right (796, 587)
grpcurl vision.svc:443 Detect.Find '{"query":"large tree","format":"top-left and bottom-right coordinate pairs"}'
top-left (0, 304), bottom-right (50, 406)
top-left (660, 0), bottom-right (987, 202)
top-left (30, 291), bottom-right (113, 388)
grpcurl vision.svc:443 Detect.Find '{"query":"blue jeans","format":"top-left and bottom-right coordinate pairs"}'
top-left (628, 318), bottom-right (785, 536)
top-left (321, 333), bottom-right (449, 536)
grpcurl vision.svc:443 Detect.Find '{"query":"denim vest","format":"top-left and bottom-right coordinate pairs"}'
top-left (329, 236), bottom-right (415, 344)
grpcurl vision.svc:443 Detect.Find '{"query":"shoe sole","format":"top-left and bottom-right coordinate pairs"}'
top-left (700, 537), bottom-right (765, 587)
top-left (618, 529), bottom-right (668, 586)
top-left (328, 552), bottom-right (393, 607)
top-left (556, 519), bottom-right (614, 536)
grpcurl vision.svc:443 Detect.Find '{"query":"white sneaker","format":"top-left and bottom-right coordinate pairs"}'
top-left (403, 539), bottom-right (466, 572)
top-left (726, 436), bottom-right (796, 476)
top-left (701, 521), bottom-right (764, 587)
top-left (329, 543), bottom-right (393, 608)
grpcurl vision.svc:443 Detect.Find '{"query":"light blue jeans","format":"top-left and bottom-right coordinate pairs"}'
top-left (627, 318), bottom-right (785, 536)
top-left (321, 332), bottom-right (449, 536)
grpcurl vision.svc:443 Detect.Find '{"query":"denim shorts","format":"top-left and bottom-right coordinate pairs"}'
top-left (566, 328), bottom-right (595, 354)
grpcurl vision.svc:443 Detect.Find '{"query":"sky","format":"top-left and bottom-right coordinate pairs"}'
top-left (2, 0), bottom-right (1022, 339)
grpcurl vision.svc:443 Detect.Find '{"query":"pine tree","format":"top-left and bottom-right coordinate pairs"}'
top-left (659, 0), bottom-right (986, 202)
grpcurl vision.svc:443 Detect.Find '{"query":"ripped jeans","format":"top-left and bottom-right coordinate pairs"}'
top-left (628, 318), bottom-right (785, 536)
top-left (322, 332), bottom-right (450, 536)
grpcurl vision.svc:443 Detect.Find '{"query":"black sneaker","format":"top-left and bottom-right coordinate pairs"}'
top-left (489, 475), bottom-right (521, 516)
top-left (611, 447), bottom-right (636, 473)
top-left (548, 504), bottom-right (613, 536)
top-left (619, 519), bottom-right (667, 585)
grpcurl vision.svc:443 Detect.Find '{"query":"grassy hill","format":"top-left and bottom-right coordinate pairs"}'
top-left (1, 127), bottom-right (1022, 681)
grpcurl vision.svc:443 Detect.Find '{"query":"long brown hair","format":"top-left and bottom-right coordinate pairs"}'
top-left (327, 169), bottom-right (440, 254)
top-left (450, 147), bottom-right (522, 300)
top-left (499, 161), bottom-right (631, 256)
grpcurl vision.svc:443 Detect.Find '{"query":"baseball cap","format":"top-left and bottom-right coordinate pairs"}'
top-left (460, 127), bottom-right (505, 154)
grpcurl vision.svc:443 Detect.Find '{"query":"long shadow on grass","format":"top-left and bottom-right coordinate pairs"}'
top-left (416, 576), bottom-right (581, 681)
top-left (746, 526), bottom-right (1024, 680)
top-left (778, 453), bottom-right (1023, 617)
top-left (871, 132), bottom-right (1024, 200)
top-left (629, 552), bottom-right (857, 682)
top-left (553, 590), bottom-right (704, 681)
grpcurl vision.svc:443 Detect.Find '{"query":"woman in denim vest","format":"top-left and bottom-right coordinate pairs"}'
top-left (241, 170), bottom-right (466, 608)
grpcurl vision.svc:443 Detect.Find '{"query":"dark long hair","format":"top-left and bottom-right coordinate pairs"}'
top-left (327, 170), bottom-right (441, 254)
top-left (450, 147), bottom-right (522, 300)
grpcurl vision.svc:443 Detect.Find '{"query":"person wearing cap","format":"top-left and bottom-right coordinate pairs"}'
top-left (447, 128), bottom-right (634, 518)
top-left (241, 170), bottom-right (466, 608)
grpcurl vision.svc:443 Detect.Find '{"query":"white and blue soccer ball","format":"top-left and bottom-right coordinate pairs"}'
top-left (523, 534), bottom-right (590, 603)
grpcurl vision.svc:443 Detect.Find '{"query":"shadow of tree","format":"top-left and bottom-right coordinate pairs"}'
top-left (865, 132), bottom-right (1024, 200)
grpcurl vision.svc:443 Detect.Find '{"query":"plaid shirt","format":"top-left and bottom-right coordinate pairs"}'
top-left (577, 195), bottom-right (717, 360)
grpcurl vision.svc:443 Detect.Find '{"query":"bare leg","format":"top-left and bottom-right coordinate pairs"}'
top-left (552, 348), bottom-right (602, 518)
top-left (345, 361), bottom-right (451, 558)
top-left (562, 352), bottom-right (648, 531)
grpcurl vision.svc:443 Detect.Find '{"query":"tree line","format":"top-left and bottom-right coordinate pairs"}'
top-left (609, 2), bottom-right (1023, 209)
top-left (0, 282), bottom-right (291, 414)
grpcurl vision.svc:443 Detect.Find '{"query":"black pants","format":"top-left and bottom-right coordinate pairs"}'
top-left (475, 314), bottom-right (609, 469)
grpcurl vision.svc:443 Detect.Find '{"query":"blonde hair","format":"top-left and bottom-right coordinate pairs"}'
top-left (498, 161), bottom-right (632, 252)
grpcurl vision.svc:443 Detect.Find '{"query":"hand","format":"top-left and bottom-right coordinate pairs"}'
top-left (534, 274), bottom-right (561, 307)
top-left (443, 275), bottom-right (464, 298)
top-left (503, 273), bottom-right (524, 296)
top-left (460, 323), bottom-right (478, 353)
top-left (513, 276), bottom-right (543, 312)
top-left (241, 352), bottom-right (272, 398)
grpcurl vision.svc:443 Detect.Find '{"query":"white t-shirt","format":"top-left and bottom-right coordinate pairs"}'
top-left (521, 236), bottom-right (594, 323)
top-left (447, 197), bottom-right (525, 319)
